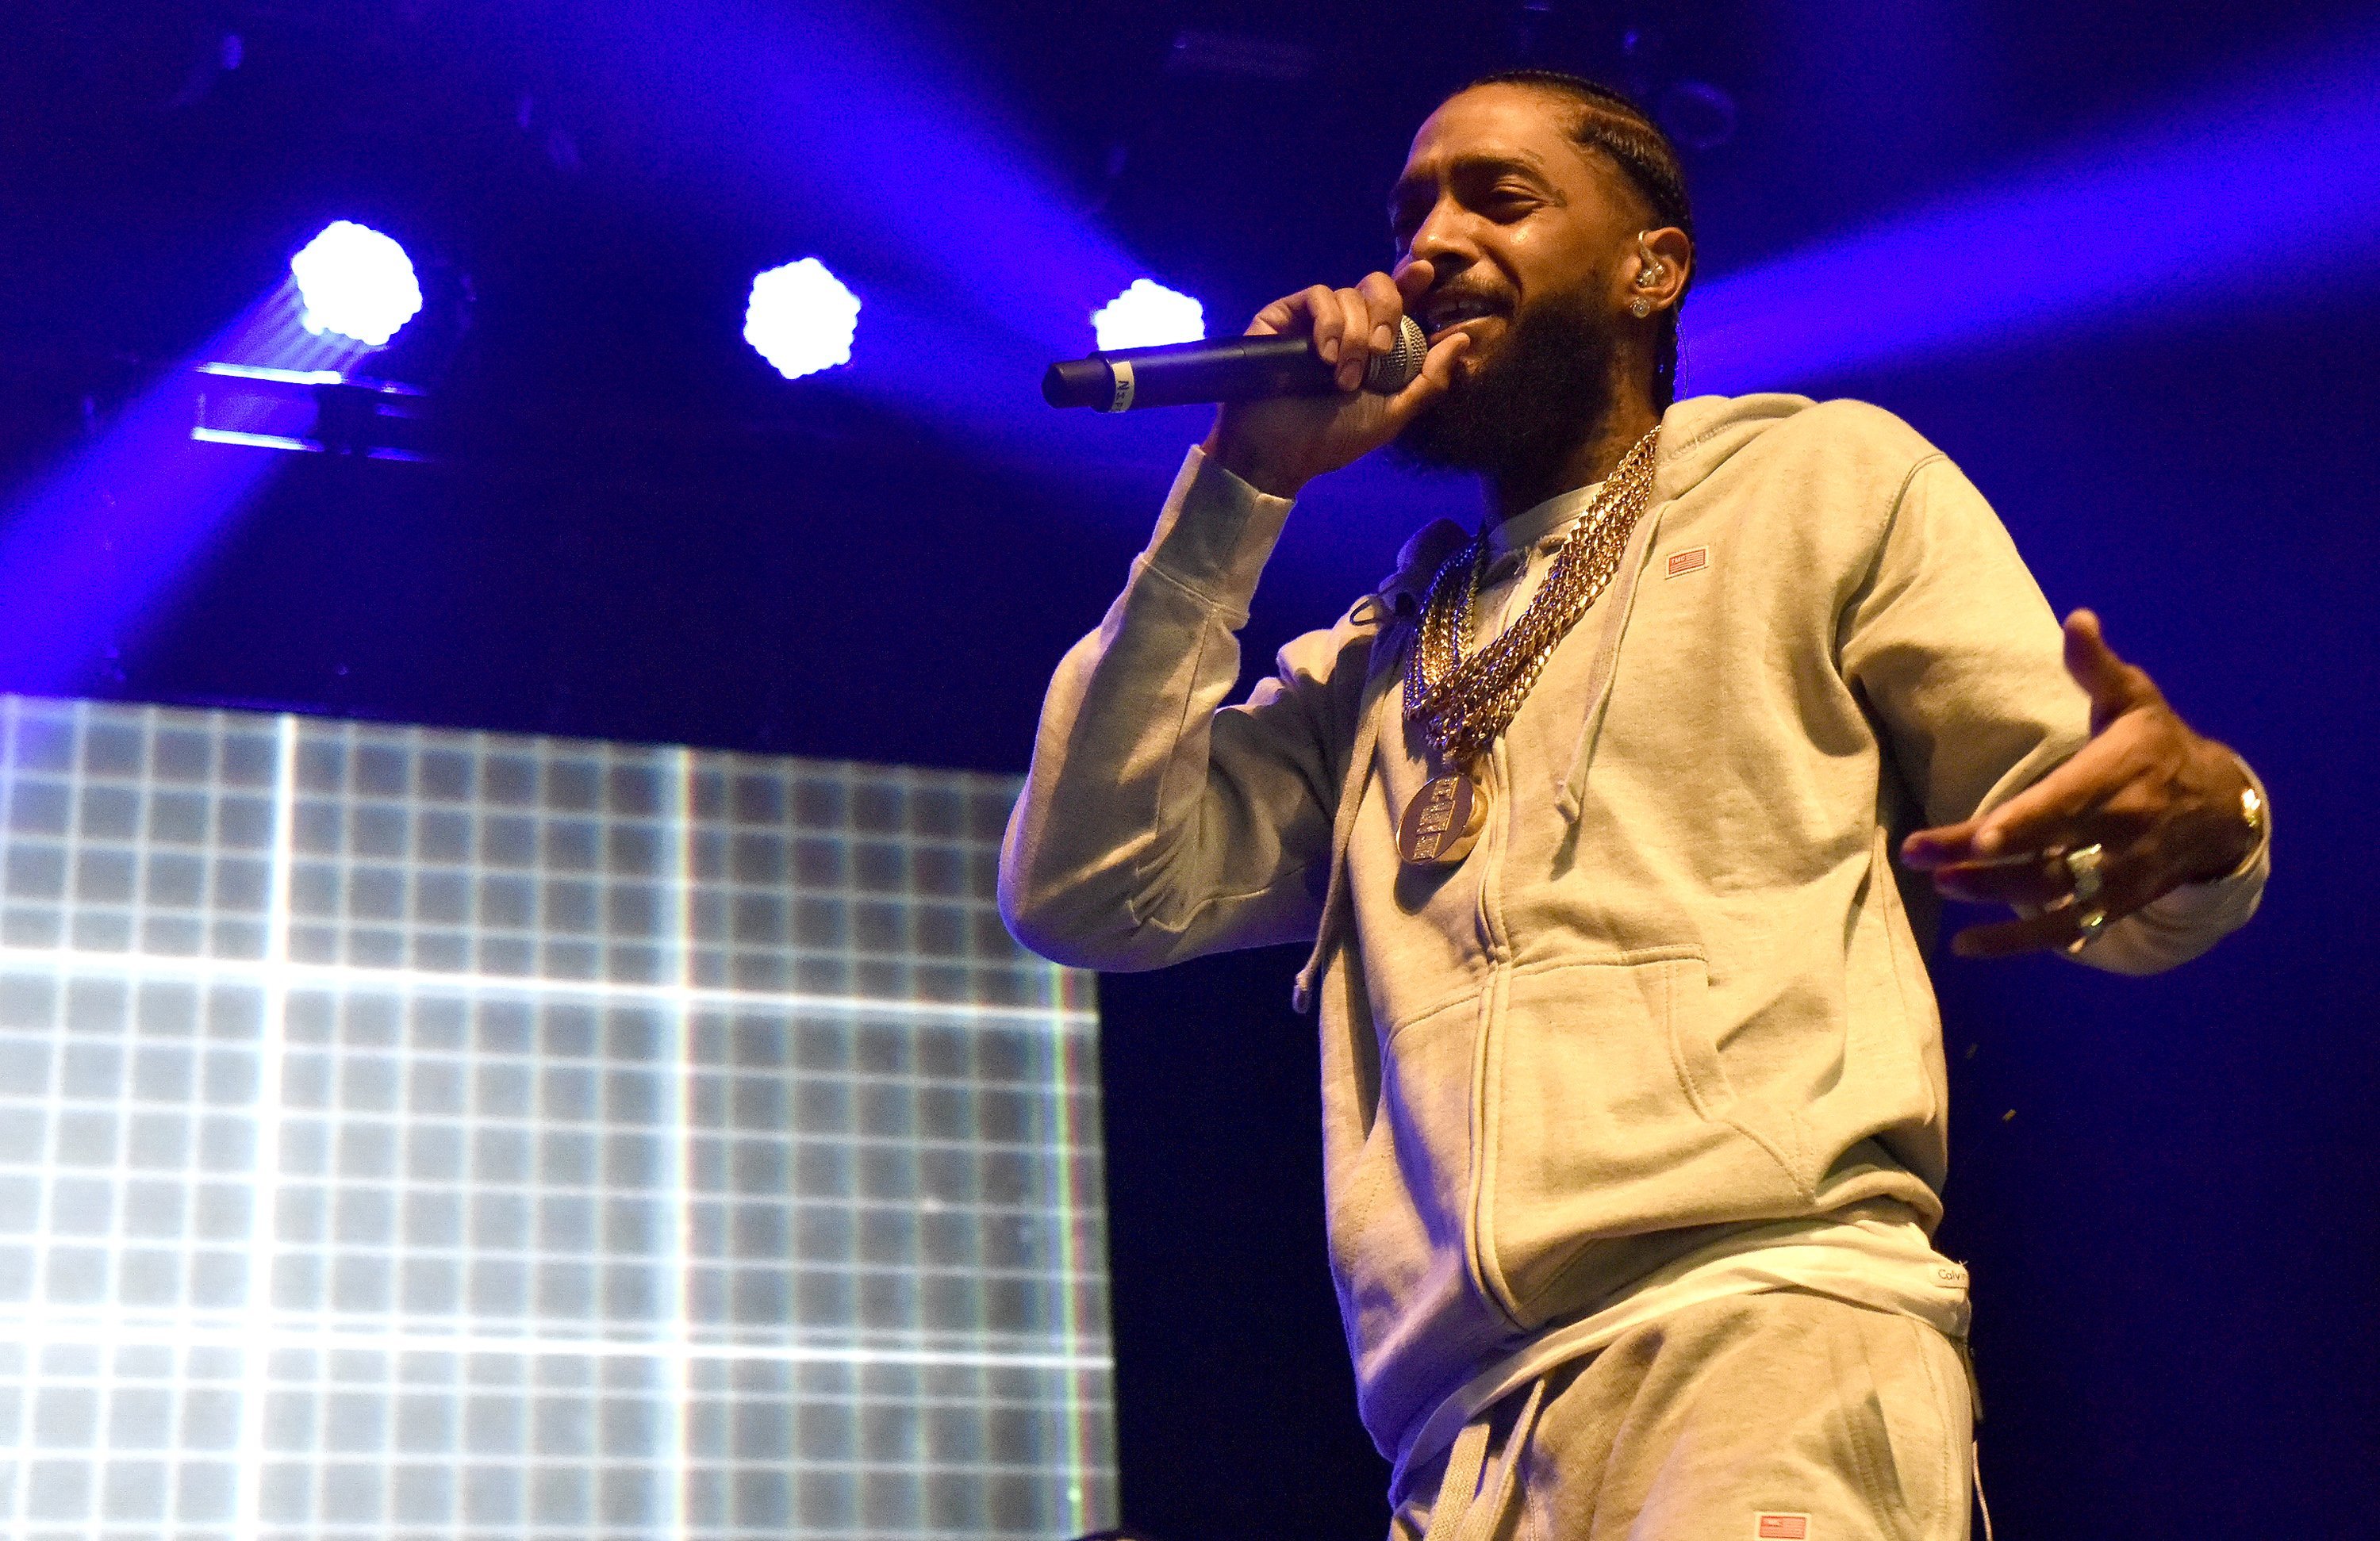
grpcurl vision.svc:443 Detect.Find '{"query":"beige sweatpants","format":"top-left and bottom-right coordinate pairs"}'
top-left (1390, 1293), bottom-right (1975, 1541)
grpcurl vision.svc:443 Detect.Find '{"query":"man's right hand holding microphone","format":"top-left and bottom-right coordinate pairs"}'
top-left (1201, 260), bottom-right (1471, 499)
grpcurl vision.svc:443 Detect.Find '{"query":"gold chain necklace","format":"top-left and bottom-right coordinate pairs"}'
top-left (1395, 425), bottom-right (1662, 867)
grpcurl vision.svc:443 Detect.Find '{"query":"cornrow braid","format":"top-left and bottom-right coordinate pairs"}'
top-left (1460, 70), bottom-right (1695, 408)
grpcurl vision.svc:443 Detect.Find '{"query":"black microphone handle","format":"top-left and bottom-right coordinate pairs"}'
top-left (1042, 333), bottom-right (1336, 412)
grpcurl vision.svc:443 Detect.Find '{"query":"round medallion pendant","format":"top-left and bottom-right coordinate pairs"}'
top-left (1397, 773), bottom-right (1486, 868)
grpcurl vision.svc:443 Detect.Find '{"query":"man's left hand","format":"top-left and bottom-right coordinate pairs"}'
top-left (1899, 610), bottom-right (2259, 959)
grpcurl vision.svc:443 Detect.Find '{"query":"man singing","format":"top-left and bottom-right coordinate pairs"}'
top-left (1001, 71), bottom-right (2268, 1539)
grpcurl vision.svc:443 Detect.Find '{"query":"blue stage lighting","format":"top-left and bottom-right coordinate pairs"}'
top-left (1092, 280), bottom-right (1205, 350)
top-left (744, 258), bottom-right (862, 380)
top-left (289, 221), bottom-right (423, 348)
top-left (1685, 28), bottom-right (2380, 393)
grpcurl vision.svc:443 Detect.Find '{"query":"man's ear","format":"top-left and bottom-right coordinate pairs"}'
top-left (1637, 226), bottom-right (1692, 310)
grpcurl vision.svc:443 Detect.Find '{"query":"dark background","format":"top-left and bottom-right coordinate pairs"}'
top-left (3, 2), bottom-right (2376, 1536)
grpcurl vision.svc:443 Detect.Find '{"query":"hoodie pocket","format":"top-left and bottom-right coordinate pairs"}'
top-left (1477, 949), bottom-right (1813, 1322)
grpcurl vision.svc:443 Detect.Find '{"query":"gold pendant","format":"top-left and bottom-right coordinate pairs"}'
top-left (1398, 773), bottom-right (1486, 868)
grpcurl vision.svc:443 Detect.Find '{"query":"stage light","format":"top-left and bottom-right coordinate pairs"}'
top-left (289, 221), bottom-right (423, 348)
top-left (743, 258), bottom-right (862, 381)
top-left (1092, 280), bottom-right (1204, 350)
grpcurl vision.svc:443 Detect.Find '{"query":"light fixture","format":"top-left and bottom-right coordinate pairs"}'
top-left (743, 258), bottom-right (862, 381)
top-left (289, 221), bottom-right (423, 348)
top-left (1092, 279), bottom-right (1204, 350)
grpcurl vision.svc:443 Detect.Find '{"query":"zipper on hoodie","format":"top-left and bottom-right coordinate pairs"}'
top-left (1470, 552), bottom-right (1529, 972)
top-left (1464, 727), bottom-right (1534, 1331)
top-left (1461, 548), bottom-right (1534, 1330)
top-left (1475, 736), bottom-right (1514, 964)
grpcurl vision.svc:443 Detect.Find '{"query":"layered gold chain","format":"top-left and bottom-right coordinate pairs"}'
top-left (1403, 427), bottom-right (1663, 765)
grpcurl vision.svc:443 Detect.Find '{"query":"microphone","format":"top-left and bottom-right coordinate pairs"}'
top-left (1042, 316), bottom-right (1428, 412)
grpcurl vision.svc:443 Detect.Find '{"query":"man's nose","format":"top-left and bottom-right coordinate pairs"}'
top-left (1405, 200), bottom-right (1476, 269)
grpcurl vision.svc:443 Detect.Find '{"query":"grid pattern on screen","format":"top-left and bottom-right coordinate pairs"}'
top-left (0, 696), bottom-right (1112, 1541)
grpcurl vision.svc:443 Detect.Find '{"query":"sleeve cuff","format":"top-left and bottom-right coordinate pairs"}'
top-left (1140, 445), bottom-right (1297, 621)
top-left (2072, 755), bottom-right (2271, 976)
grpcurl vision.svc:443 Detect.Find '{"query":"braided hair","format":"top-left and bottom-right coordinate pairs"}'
top-left (1457, 70), bottom-right (1695, 408)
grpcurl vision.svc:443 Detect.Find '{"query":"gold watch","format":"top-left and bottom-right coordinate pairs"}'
top-left (2224, 756), bottom-right (2267, 881)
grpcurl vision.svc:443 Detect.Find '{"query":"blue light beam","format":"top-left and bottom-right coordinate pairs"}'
top-left (553, 0), bottom-right (1146, 355)
top-left (0, 284), bottom-right (377, 693)
top-left (1684, 27), bottom-right (2380, 393)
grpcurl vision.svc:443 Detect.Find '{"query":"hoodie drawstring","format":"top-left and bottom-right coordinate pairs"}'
top-left (1417, 1378), bottom-right (1549, 1541)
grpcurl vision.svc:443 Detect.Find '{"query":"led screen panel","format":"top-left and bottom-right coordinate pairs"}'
top-left (0, 696), bottom-right (1113, 1540)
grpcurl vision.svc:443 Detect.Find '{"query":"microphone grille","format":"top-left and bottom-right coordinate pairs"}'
top-left (1365, 314), bottom-right (1429, 394)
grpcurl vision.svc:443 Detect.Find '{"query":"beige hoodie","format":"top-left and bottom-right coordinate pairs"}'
top-left (1000, 393), bottom-right (2266, 1458)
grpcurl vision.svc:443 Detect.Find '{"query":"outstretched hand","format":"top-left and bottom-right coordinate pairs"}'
top-left (1899, 611), bottom-right (2259, 959)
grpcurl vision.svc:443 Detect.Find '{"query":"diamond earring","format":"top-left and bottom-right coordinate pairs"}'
top-left (1631, 297), bottom-right (1654, 317)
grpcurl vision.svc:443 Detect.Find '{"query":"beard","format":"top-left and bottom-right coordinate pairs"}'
top-left (1390, 292), bottom-right (1621, 479)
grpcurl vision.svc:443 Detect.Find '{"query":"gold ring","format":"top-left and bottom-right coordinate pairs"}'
top-left (2063, 905), bottom-right (2109, 955)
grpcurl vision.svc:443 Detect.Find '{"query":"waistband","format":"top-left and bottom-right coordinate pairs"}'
top-left (1387, 1201), bottom-right (1971, 1506)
